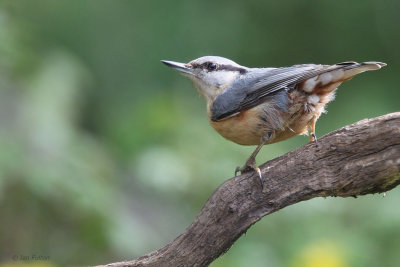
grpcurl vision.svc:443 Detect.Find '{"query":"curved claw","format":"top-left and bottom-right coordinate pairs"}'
top-left (311, 133), bottom-right (318, 143)
top-left (234, 167), bottom-right (241, 177)
top-left (235, 163), bottom-right (264, 188)
top-left (235, 164), bottom-right (253, 176)
top-left (255, 167), bottom-right (264, 189)
top-left (255, 167), bottom-right (262, 180)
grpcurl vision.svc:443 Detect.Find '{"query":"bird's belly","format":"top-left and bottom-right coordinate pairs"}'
top-left (209, 106), bottom-right (266, 145)
top-left (210, 117), bottom-right (308, 146)
top-left (209, 90), bottom-right (336, 146)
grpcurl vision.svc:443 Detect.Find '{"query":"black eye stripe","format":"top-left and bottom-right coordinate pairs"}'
top-left (192, 62), bottom-right (247, 74)
top-left (218, 64), bottom-right (247, 74)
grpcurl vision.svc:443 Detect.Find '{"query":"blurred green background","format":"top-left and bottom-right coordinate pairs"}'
top-left (0, 1), bottom-right (399, 266)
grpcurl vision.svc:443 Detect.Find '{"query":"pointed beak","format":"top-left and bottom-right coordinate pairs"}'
top-left (161, 60), bottom-right (193, 75)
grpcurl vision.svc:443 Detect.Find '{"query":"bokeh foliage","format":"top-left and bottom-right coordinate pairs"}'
top-left (0, 1), bottom-right (399, 266)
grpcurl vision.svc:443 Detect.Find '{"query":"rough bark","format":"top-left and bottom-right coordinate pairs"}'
top-left (98, 112), bottom-right (400, 267)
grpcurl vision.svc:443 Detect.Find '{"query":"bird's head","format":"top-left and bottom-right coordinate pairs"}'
top-left (162, 56), bottom-right (247, 101)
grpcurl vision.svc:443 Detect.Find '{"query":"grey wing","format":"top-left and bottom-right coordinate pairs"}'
top-left (210, 63), bottom-right (344, 121)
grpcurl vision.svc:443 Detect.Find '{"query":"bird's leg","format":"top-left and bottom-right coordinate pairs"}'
top-left (308, 116), bottom-right (317, 143)
top-left (235, 130), bottom-right (273, 182)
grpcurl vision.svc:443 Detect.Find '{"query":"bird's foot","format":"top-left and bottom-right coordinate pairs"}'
top-left (309, 133), bottom-right (318, 143)
top-left (235, 158), bottom-right (263, 188)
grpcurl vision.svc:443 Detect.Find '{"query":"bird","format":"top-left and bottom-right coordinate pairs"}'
top-left (161, 56), bottom-right (386, 180)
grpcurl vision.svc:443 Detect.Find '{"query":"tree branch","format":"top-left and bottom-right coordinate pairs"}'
top-left (99, 112), bottom-right (400, 267)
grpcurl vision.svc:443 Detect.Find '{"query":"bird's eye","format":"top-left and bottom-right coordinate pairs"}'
top-left (206, 62), bottom-right (217, 71)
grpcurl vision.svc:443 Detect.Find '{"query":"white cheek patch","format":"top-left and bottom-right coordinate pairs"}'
top-left (303, 76), bottom-right (318, 92)
top-left (307, 94), bottom-right (320, 105)
top-left (212, 71), bottom-right (239, 89)
top-left (191, 71), bottom-right (239, 101)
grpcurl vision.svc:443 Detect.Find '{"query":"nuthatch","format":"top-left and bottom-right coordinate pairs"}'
top-left (162, 56), bottom-right (386, 180)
